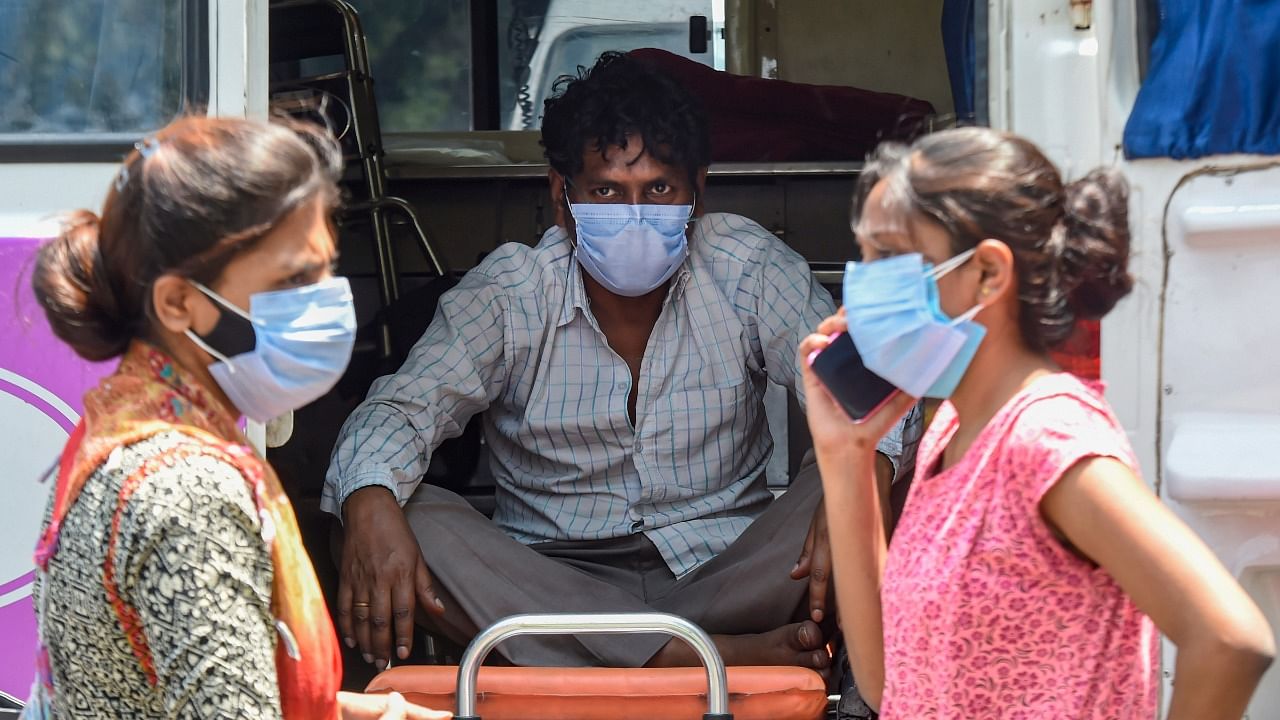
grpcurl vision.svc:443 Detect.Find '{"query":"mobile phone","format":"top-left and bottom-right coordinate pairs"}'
top-left (807, 332), bottom-right (900, 422)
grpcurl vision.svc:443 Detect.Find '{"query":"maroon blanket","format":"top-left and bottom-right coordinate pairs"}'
top-left (631, 48), bottom-right (935, 163)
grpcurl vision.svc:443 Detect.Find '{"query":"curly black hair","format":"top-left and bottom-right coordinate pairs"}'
top-left (541, 51), bottom-right (711, 184)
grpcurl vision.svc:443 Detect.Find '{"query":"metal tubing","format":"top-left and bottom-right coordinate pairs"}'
top-left (377, 195), bottom-right (448, 276)
top-left (454, 613), bottom-right (730, 719)
top-left (341, 196), bottom-right (448, 277)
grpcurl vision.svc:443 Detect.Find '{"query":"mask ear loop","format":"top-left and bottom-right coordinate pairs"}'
top-left (185, 328), bottom-right (235, 368)
top-left (949, 302), bottom-right (985, 326)
top-left (927, 248), bottom-right (987, 324)
top-left (184, 281), bottom-right (256, 370)
top-left (926, 247), bottom-right (977, 280)
top-left (561, 178), bottom-right (581, 249)
top-left (189, 281), bottom-right (256, 324)
top-left (559, 176), bottom-right (588, 315)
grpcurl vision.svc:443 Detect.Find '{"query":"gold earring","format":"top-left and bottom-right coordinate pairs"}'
top-left (980, 286), bottom-right (992, 296)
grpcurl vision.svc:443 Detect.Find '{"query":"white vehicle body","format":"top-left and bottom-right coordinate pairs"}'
top-left (994, 2), bottom-right (1280, 715)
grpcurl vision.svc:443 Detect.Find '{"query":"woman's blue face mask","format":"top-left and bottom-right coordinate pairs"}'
top-left (842, 249), bottom-right (986, 399)
top-left (185, 277), bottom-right (356, 421)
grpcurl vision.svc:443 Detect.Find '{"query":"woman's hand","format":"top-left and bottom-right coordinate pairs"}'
top-left (337, 690), bottom-right (453, 719)
top-left (799, 310), bottom-right (907, 711)
top-left (800, 309), bottom-right (916, 456)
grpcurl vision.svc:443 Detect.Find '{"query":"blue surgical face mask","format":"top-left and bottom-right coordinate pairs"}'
top-left (842, 249), bottom-right (985, 399)
top-left (185, 277), bottom-right (357, 422)
top-left (566, 192), bottom-right (693, 297)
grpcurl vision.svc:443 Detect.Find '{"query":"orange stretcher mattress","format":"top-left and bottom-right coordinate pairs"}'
top-left (366, 665), bottom-right (828, 720)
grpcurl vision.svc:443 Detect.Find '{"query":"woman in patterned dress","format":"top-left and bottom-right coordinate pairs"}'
top-left (24, 116), bottom-right (449, 719)
top-left (802, 127), bottom-right (1273, 718)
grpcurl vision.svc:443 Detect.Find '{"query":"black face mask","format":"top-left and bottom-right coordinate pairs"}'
top-left (192, 285), bottom-right (257, 358)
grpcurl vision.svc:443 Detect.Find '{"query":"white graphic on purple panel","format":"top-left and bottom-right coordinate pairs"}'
top-left (0, 237), bottom-right (113, 697)
top-left (0, 373), bottom-right (73, 697)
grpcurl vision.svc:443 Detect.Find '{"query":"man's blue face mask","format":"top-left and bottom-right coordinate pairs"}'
top-left (842, 249), bottom-right (986, 399)
top-left (564, 183), bottom-right (694, 297)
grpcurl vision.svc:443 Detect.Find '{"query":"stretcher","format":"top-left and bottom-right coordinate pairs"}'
top-left (366, 613), bottom-right (830, 720)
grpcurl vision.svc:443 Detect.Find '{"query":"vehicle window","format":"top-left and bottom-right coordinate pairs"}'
top-left (346, 0), bottom-right (473, 132)
top-left (347, 0), bottom-right (724, 133)
top-left (501, 0), bottom-right (725, 130)
top-left (0, 0), bottom-right (204, 137)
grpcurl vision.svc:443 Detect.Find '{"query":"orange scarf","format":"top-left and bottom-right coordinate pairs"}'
top-left (35, 342), bottom-right (341, 719)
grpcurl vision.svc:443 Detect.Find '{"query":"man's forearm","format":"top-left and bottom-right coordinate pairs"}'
top-left (323, 401), bottom-right (433, 518)
top-left (323, 470), bottom-right (403, 521)
top-left (342, 484), bottom-right (403, 526)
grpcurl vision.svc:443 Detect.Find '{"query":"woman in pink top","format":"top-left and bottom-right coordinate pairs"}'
top-left (802, 127), bottom-right (1273, 718)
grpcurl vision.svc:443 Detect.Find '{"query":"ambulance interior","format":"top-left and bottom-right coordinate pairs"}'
top-left (260, 0), bottom-right (1091, 688)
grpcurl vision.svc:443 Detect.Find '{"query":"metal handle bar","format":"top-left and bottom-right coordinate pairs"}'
top-left (454, 612), bottom-right (731, 720)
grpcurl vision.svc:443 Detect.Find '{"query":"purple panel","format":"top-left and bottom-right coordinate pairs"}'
top-left (0, 598), bottom-right (37, 697)
top-left (0, 239), bottom-right (113, 416)
top-left (0, 237), bottom-right (113, 698)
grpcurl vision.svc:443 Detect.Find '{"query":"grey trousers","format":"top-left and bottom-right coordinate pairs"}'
top-left (404, 456), bottom-right (823, 667)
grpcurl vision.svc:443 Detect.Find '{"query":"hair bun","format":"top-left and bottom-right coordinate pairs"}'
top-left (1055, 168), bottom-right (1134, 321)
top-left (32, 211), bottom-right (132, 361)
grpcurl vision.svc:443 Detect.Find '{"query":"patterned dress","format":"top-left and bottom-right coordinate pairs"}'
top-left (880, 373), bottom-right (1159, 719)
top-left (25, 343), bottom-right (340, 719)
top-left (31, 432), bottom-right (282, 718)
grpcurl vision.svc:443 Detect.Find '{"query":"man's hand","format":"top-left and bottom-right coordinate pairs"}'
top-left (791, 499), bottom-right (832, 624)
top-left (338, 487), bottom-right (446, 669)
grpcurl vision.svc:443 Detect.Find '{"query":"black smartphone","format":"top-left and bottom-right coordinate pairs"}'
top-left (808, 331), bottom-right (900, 422)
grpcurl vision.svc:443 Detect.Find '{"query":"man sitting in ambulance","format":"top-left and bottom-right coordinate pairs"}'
top-left (322, 51), bottom-right (917, 672)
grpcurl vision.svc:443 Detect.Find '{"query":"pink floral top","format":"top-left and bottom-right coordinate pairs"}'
top-left (880, 374), bottom-right (1159, 719)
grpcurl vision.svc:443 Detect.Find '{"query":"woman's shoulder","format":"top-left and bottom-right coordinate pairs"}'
top-left (113, 430), bottom-right (264, 544)
top-left (1009, 373), bottom-right (1121, 434)
top-left (998, 373), bottom-right (1137, 475)
top-left (916, 374), bottom-right (1131, 483)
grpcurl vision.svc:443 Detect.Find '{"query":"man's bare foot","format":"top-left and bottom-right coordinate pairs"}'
top-left (646, 620), bottom-right (831, 671)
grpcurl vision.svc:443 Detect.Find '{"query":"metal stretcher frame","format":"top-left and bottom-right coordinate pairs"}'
top-left (452, 613), bottom-right (732, 720)
top-left (369, 612), bottom-right (834, 718)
